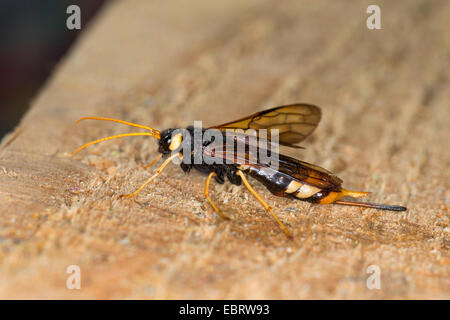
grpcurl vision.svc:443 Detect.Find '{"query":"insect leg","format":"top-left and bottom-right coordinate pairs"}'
top-left (204, 172), bottom-right (230, 220)
top-left (236, 171), bottom-right (292, 238)
top-left (142, 153), bottom-right (162, 169)
top-left (120, 153), bottom-right (181, 198)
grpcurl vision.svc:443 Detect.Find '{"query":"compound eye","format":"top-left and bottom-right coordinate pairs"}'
top-left (169, 133), bottom-right (183, 151)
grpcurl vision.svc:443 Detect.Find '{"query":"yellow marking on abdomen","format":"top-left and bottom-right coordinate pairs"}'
top-left (319, 192), bottom-right (340, 204)
top-left (294, 184), bottom-right (321, 198)
top-left (286, 180), bottom-right (303, 193)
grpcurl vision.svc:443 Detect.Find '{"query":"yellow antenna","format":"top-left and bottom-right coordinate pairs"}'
top-left (76, 117), bottom-right (160, 138)
top-left (72, 117), bottom-right (161, 157)
top-left (72, 132), bottom-right (160, 157)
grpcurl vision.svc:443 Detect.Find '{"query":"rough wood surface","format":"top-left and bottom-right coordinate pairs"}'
top-left (0, 0), bottom-right (448, 299)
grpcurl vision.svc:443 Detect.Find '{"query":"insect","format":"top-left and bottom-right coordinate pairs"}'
top-left (73, 104), bottom-right (407, 238)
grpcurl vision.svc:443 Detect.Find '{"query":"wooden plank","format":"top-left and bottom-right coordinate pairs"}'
top-left (0, 0), bottom-right (448, 298)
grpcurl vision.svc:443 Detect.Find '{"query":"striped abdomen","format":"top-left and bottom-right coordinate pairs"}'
top-left (236, 165), bottom-right (336, 204)
top-left (235, 153), bottom-right (354, 204)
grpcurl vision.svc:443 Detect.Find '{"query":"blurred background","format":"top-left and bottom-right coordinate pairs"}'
top-left (0, 0), bottom-right (106, 139)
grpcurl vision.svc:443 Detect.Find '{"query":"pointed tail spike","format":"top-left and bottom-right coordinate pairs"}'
top-left (334, 200), bottom-right (407, 212)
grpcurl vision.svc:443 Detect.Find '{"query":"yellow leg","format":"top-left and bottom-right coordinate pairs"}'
top-left (204, 172), bottom-right (230, 220)
top-left (120, 153), bottom-right (181, 198)
top-left (236, 170), bottom-right (292, 238)
top-left (142, 153), bottom-right (162, 169)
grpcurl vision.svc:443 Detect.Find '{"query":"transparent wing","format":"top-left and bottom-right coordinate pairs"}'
top-left (202, 131), bottom-right (342, 191)
top-left (209, 104), bottom-right (321, 148)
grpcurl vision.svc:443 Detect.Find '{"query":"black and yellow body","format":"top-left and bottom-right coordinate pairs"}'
top-left (73, 104), bottom-right (407, 238)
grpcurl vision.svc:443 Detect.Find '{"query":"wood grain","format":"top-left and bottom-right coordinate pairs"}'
top-left (0, 0), bottom-right (448, 299)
